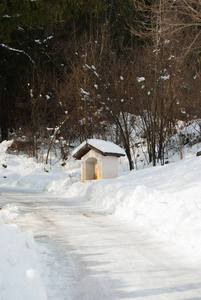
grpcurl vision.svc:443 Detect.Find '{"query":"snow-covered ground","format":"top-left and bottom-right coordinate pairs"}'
top-left (0, 212), bottom-right (47, 300)
top-left (1, 136), bottom-right (201, 299)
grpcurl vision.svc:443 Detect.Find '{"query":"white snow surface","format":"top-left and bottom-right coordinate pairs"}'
top-left (1, 137), bottom-right (201, 299)
top-left (0, 210), bottom-right (47, 300)
top-left (137, 76), bottom-right (145, 82)
top-left (72, 138), bottom-right (126, 157)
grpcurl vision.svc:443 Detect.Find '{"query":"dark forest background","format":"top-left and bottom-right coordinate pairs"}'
top-left (1, 0), bottom-right (201, 168)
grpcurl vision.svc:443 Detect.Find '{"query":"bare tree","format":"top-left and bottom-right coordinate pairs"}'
top-left (130, 0), bottom-right (201, 165)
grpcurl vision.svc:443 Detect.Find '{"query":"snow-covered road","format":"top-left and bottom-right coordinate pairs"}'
top-left (2, 191), bottom-right (201, 300)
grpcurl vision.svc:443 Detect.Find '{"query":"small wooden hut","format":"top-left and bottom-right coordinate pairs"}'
top-left (72, 139), bottom-right (125, 182)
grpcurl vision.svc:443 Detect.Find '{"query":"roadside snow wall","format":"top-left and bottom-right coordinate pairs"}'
top-left (0, 211), bottom-right (47, 300)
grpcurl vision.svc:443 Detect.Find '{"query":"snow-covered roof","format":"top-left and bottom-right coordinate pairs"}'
top-left (72, 139), bottom-right (126, 159)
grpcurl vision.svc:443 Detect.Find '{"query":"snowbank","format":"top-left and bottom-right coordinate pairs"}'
top-left (0, 140), bottom-right (77, 193)
top-left (0, 210), bottom-right (47, 300)
top-left (79, 156), bottom-right (201, 257)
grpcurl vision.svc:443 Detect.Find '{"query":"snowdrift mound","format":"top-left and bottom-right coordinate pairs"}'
top-left (0, 140), bottom-right (82, 193)
top-left (83, 156), bottom-right (201, 256)
top-left (0, 211), bottom-right (47, 300)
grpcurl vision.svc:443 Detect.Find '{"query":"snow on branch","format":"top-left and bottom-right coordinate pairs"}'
top-left (0, 44), bottom-right (36, 67)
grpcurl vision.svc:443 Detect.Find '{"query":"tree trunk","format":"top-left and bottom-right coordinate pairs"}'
top-left (113, 114), bottom-right (134, 171)
top-left (0, 95), bottom-right (8, 141)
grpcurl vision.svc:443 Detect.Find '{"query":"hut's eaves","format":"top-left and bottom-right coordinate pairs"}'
top-left (72, 139), bottom-right (126, 160)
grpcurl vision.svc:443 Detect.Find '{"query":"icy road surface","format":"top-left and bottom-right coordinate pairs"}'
top-left (2, 191), bottom-right (201, 300)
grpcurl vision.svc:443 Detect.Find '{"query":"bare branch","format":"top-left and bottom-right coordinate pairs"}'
top-left (0, 43), bottom-right (36, 67)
